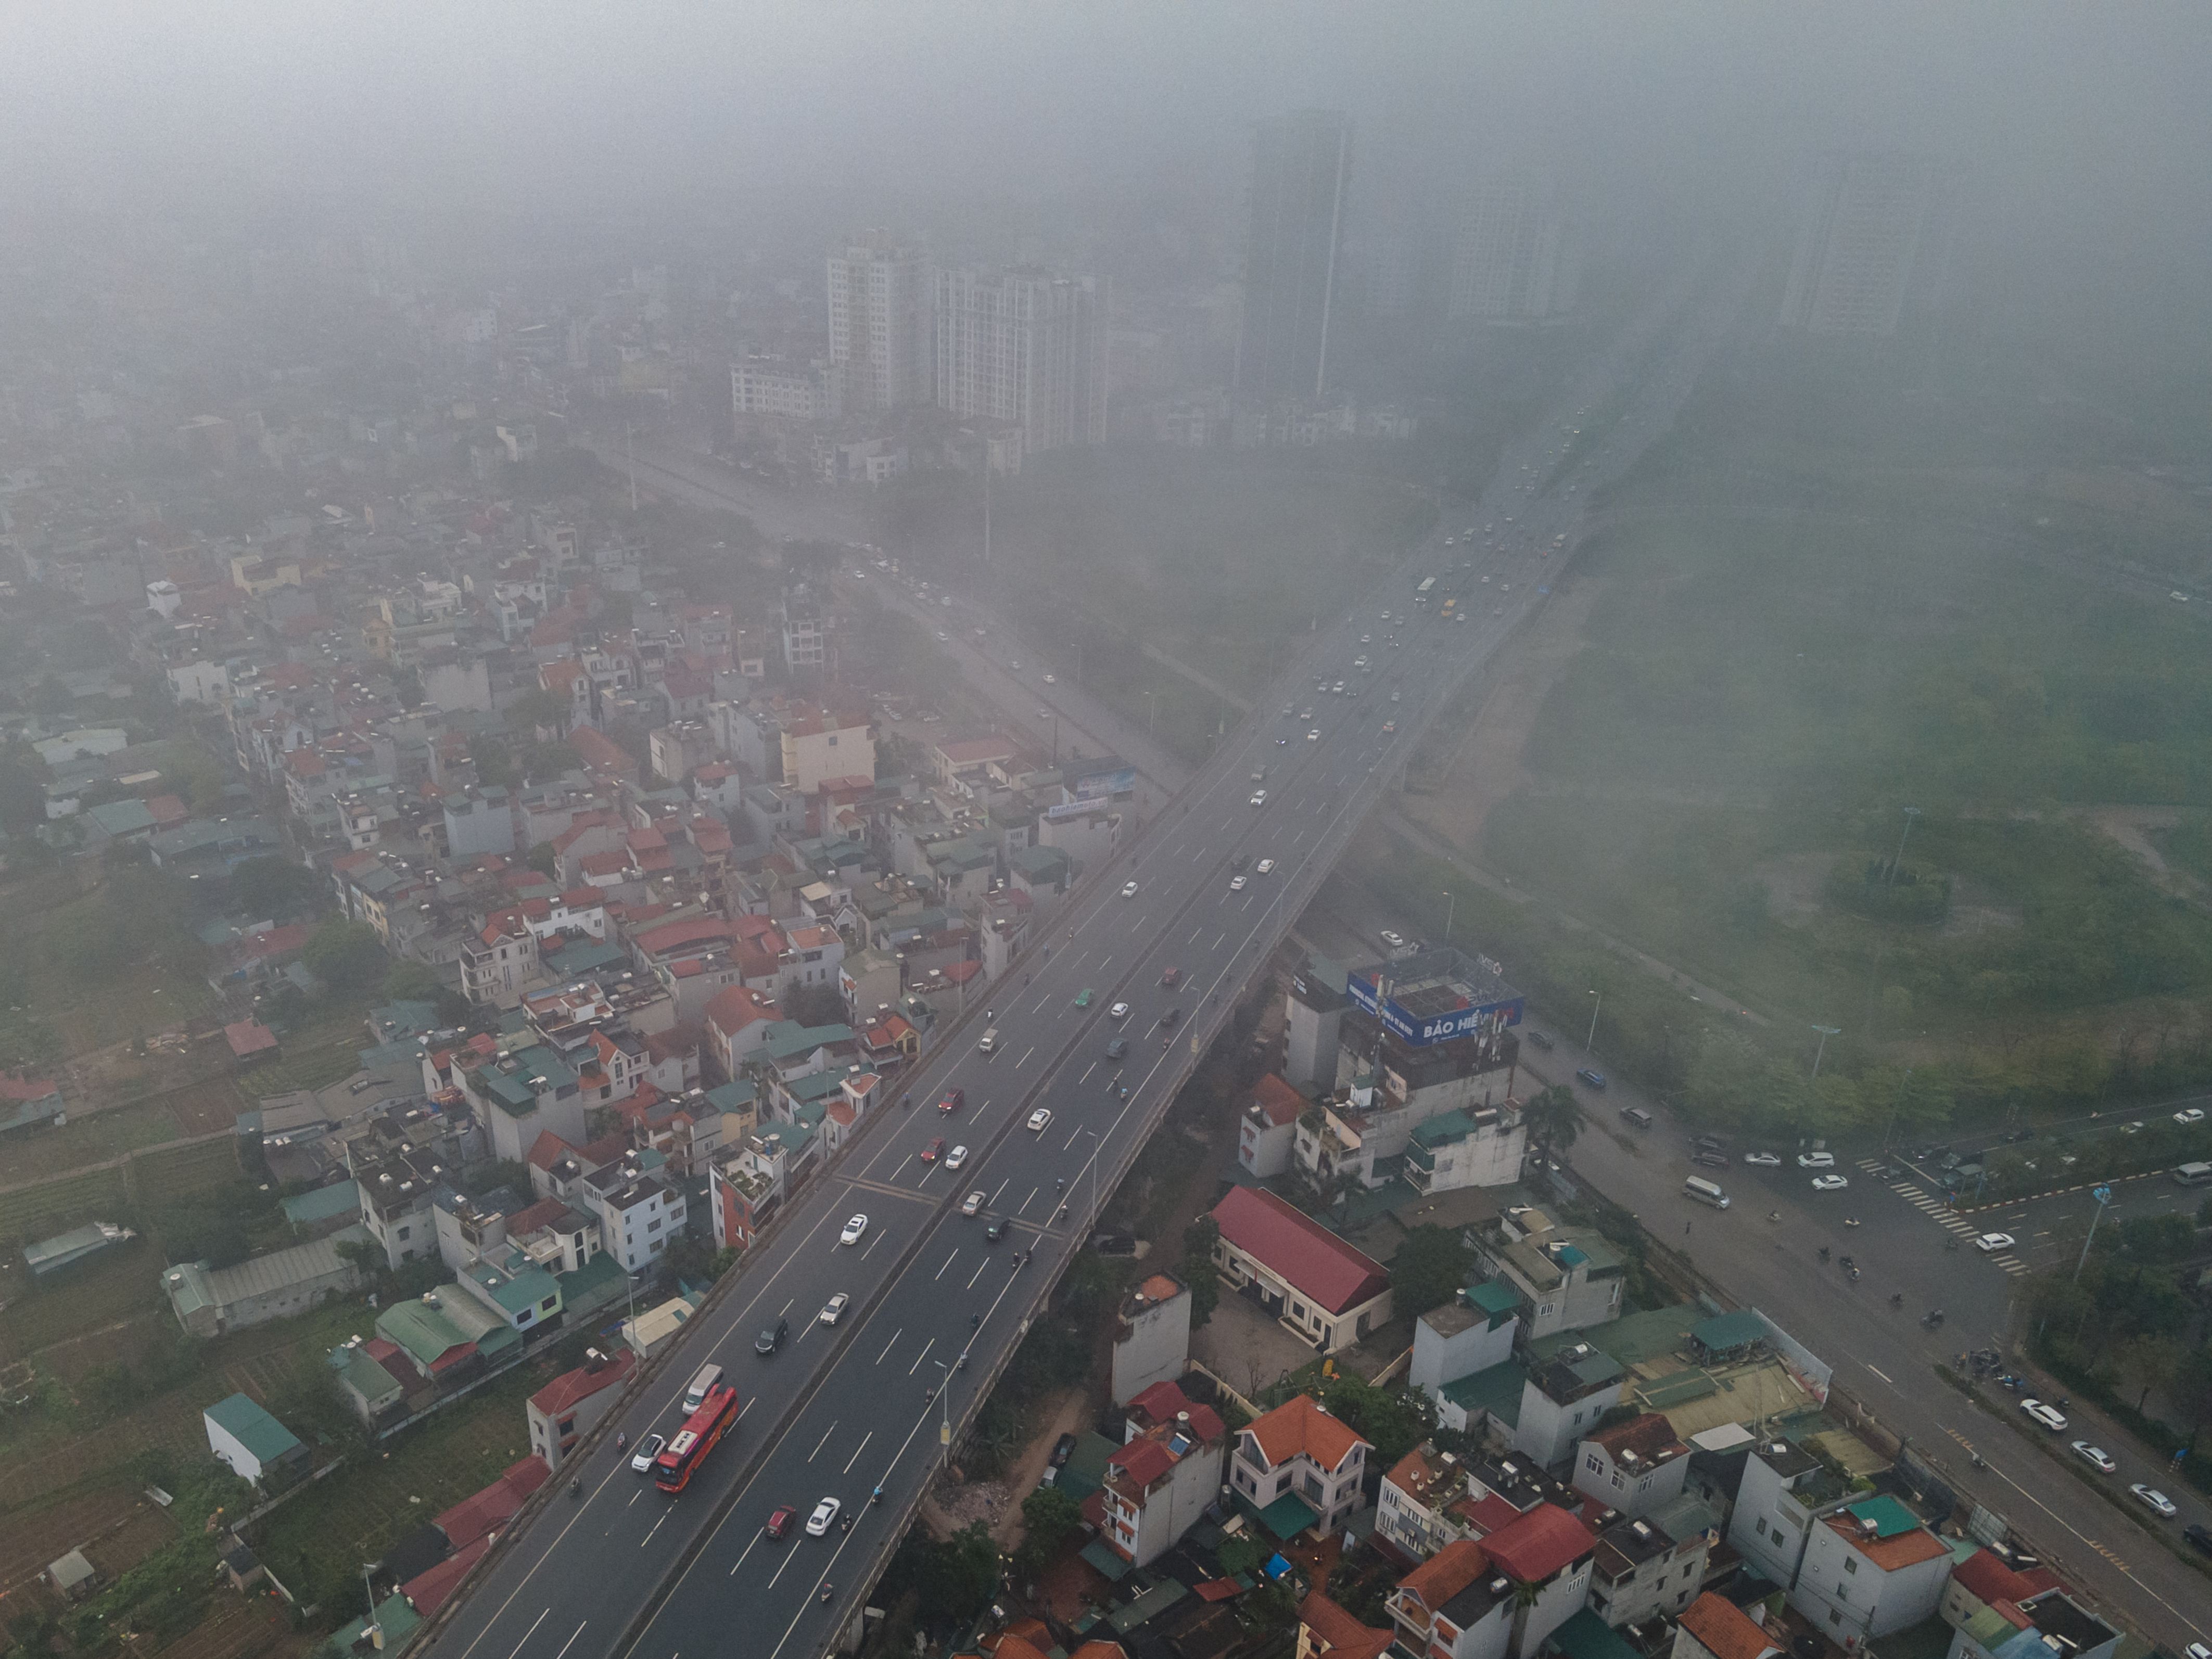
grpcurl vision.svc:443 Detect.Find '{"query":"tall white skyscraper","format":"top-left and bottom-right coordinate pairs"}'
top-left (933, 267), bottom-right (1108, 456)
top-left (1779, 153), bottom-right (1940, 336)
top-left (1448, 175), bottom-right (1580, 324)
top-left (826, 232), bottom-right (933, 411)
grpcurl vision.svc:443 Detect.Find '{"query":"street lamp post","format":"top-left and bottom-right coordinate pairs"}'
top-left (1442, 889), bottom-right (1456, 942)
top-left (1887, 806), bottom-right (1923, 886)
top-left (2074, 1186), bottom-right (2114, 1283)
top-left (932, 1359), bottom-right (953, 1469)
top-left (1810, 1024), bottom-right (1841, 1079)
top-left (1584, 990), bottom-right (1603, 1055)
top-left (363, 1565), bottom-right (383, 1650)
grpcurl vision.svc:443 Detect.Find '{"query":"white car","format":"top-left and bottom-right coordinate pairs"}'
top-left (1796, 1152), bottom-right (1836, 1169)
top-left (1742, 1152), bottom-right (1782, 1167)
top-left (2022, 1399), bottom-right (2068, 1432)
top-left (1109, 1001), bottom-right (1130, 1021)
top-left (1390, 691), bottom-right (1401, 703)
top-left (2178, 1108), bottom-right (2206, 1126)
top-left (819, 1293), bottom-right (850, 1325)
top-left (1811, 1173), bottom-right (1850, 1191)
top-left (630, 1432), bottom-right (666, 1472)
top-left (1379, 930), bottom-right (1405, 949)
top-left (1307, 729), bottom-right (1321, 741)
top-left (1027, 1107), bottom-right (1053, 1133)
top-left (935, 631), bottom-right (949, 642)
top-left (945, 1145), bottom-right (969, 1170)
top-left (1122, 881), bottom-right (1140, 899)
top-left (1255, 859), bottom-right (1276, 875)
top-left (806, 1497), bottom-right (841, 1536)
top-left (2071, 1440), bottom-right (2117, 1473)
top-left (961, 1190), bottom-right (987, 1216)
top-left (839, 1214), bottom-right (869, 1246)
top-left (2132, 1484), bottom-right (2179, 1517)
top-left (1974, 1233), bottom-right (2015, 1253)
top-left (1250, 790), bottom-right (1267, 808)
top-left (1230, 875), bottom-right (1247, 891)
top-left (1043, 673), bottom-right (1056, 684)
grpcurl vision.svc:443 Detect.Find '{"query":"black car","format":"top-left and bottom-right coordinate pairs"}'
top-left (1106, 1037), bottom-right (1128, 1061)
top-left (2185, 1523), bottom-right (2212, 1556)
top-left (985, 1216), bottom-right (1010, 1243)
top-left (1159, 1006), bottom-right (1181, 1029)
top-left (1050, 1432), bottom-right (1078, 1469)
top-left (755, 1315), bottom-right (790, 1355)
top-left (1690, 1151), bottom-right (1728, 1170)
top-left (1523, 1029), bottom-right (1555, 1051)
top-left (1692, 1134), bottom-right (1726, 1153)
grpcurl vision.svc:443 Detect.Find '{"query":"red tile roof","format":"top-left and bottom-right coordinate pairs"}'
top-left (1483, 1503), bottom-right (1596, 1584)
top-left (1109, 1438), bottom-right (1176, 1489)
top-left (399, 1534), bottom-right (489, 1614)
top-left (526, 1130), bottom-right (579, 1171)
top-left (434, 1455), bottom-right (551, 1551)
top-left (1827, 1513), bottom-right (1950, 1571)
top-left (223, 1020), bottom-right (280, 1058)
top-left (0, 1073), bottom-right (59, 1102)
top-left (1950, 1550), bottom-right (2064, 1607)
top-left (1677, 1593), bottom-right (1782, 1659)
top-left (1455, 1490), bottom-right (1524, 1536)
top-left (1399, 1538), bottom-right (1491, 1610)
top-left (529, 1349), bottom-right (635, 1416)
top-left (1243, 1394), bottom-right (1369, 1474)
top-left (1295, 1589), bottom-right (1394, 1659)
top-left (1210, 1186), bottom-right (1390, 1313)
top-left (505, 1197), bottom-right (579, 1235)
top-left (1250, 1073), bottom-right (1306, 1127)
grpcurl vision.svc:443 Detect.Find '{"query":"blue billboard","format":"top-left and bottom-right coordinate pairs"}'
top-left (1345, 968), bottom-right (1523, 1047)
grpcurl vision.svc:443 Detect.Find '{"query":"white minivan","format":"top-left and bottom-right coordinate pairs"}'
top-left (1683, 1177), bottom-right (1731, 1210)
top-left (682, 1362), bottom-right (724, 1413)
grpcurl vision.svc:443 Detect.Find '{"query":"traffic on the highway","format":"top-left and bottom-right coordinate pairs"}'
top-left (425, 266), bottom-right (1747, 1659)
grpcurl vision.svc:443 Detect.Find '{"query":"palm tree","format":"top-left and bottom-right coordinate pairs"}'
top-left (1522, 1084), bottom-right (1585, 1169)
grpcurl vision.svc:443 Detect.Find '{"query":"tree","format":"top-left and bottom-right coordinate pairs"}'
top-left (228, 856), bottom-right (324, 923)
top-left (784, 984), bottom-right (848, 1029)
top-left (1014, 1486), bottom-right (1084, 1578)
top-left (0, 742), bottom-right (49, 833)
top-left (1391, 1224), bottom-right (1473, 1319)
top-left (527, 840), bottom-right (560, 880)
top-left (1521, 1085), bottom-right (1584, 1165)
top-left (1180, 1214), bottom-right (1222, 1326)
top-left (505, 688), bottom-right (569, 737)
top-left (302, 917), bottom-right (389, 994)
top-left (2118, 1334), bottom-right (2184, 1413)
top-left (1316, 1375), bottom-right (1434, 1467)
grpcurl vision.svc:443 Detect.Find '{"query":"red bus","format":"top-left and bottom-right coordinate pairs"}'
top-left (653, 1383), bottom-right (742, 1492)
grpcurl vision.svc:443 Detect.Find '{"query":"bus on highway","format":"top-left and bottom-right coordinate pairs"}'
top-left (1415, 577), bottom-right (1437, 603)
top-left (654, 1383), bottom-right (742, 1492)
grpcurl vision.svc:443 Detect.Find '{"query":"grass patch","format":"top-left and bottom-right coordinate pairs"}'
top-left (0, 1163), bottom-right (131, 1246)
top-left (0, 1232), bottom-right (166, 1359)
top-left (0, 1098), bottom-right (184, 1188)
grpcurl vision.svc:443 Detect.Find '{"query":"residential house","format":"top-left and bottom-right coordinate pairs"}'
top-left (1574, 1413), bottom-right (1692, 1520)
top-left (1941, 1555), bottom-right (2117, 1659)
top-left (1209, 1185), bottom-right (1393, 1355)
top-left (1109, 1272), bottom-right (1192, 1406)
top-left (1238, 1073), bottom-right (1305, 1178)
top-left (204, 1394), bottom-right (310, 1490)
top-left (1512, 1341), bottom-right (1627, 1467)
top-left (1725, 1438), bottom-right (1852, 1593)
top-left (1671, 1594), bottom-right (1785, 1659)
top-left (1229, 1394), bottom-right (1371, 1538)
top-left (1295, 1590), bottom-right (1395, 1659)
top-left (1788, 1495), bottom-right (1954, 1644)
top-left (526, 1347), bottom-right (637, 1473)
top-left (1477, 1221), bottom-right (1626, 1341)
top-left (1095, 1380), bottom-right (1228, 1567)
top-left (1587, 1497), bottom-right (1720, 1629)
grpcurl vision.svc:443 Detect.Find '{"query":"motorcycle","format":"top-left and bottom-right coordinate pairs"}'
top-left (1817, 1246), bottom-right (1830, 1264)
top-left (1847, 1265), bottom-right (1860, 1282)
top-left (871, 1486), bottom-right (883, 1506)
top-left (1922, 1310), bottom-right (1946, 1330)
top-left (1889, 1293), bottom-right (1903, 1307)
top-left (820, 1584), bottom-right (834, 1605)
top-left (570, 1477), bottom-right (582, 1500)
top-left (616, 1431), bottom-right (627, 1452)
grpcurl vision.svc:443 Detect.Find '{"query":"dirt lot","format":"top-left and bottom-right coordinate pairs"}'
top-left (148, 1596), bottom-right (303, 1659)
top-left (0, 1485), bottom-right (158, 1594)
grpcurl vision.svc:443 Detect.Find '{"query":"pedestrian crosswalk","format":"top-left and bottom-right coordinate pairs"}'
top-left (1858, 1159), bottom-right (2031, 1274)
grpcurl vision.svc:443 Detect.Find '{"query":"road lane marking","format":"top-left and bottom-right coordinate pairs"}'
top-left (862, 1228), bottom-right (886, 1258)
top-left (497, 1608), bottom-right (551, 1659)
top-left (641, 1510), bottom-right (671, 1549)
top-left (1864, 1364), bottom-right (1899, 1390)
top-left (1016, 1046), bottom-right (1035, 1068)
top-left (875, 1327), bottom-right (902, 1364)
top-left (934, 1250), bottom-right (958, 1281)
top-left (907, 1336), bottom-right (935, 1375)
top-left (889, 1155), bottom-right (912, 1182)
top-left (808, 1421), bottom-right (838, 1462)
top-left (1079, 1061), bottom-right (1096, 1083)
top-left (989, 1177), bottom-right (1008, 1205)
top-left (967, 1256), bottom-right (993, 1287)
top-left (550, 1623), bottom-right (590, 1659)
top-left (1018, 1185), bottom-right (1038, 1216)
top-left (842, 1431), bottom-right (874, 1474)
top-left (729, 1533), bottom-right (761, 1575)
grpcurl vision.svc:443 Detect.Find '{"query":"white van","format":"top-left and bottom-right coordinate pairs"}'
top-left (978, 1027), bottom-right (1000, 1055)
top-left (1683, 1177), bottom-right (1731, 1210)
top-left (682, 1362), bottom-right (724, 1413)
top-left (2175, 1162), bottom-right (2212, 1189)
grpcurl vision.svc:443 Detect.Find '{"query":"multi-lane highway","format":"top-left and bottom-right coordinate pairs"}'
top-left (425, 260), bottom-right (1747, 1659)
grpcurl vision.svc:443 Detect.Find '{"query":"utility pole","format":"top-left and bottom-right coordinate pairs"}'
top-left (2074, 1186), bottom-right (2113, 1282)
top-left (625, 422), bottom-right (638, 514)
top-left (932, 1359), bottom-right (953, 1469)
top-left (1886, 806), bottom-right (1922, 886)
top-left (1442, 889), bottom-right (1456, 942)
top-left (1585, 990), bottom-right (1603, 1055)
top-left (1810, 1024), bottom-right (1841, 1079)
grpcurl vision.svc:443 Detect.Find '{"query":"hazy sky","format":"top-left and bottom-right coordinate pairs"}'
top-left (4, 1), bottom-right (2207, 329)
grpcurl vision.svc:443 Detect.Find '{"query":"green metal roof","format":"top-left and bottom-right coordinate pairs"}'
top-left (705, 1079), bottom-right (756, 1112)
top-left (1467, 1280), bottom-right (1520, 1320)
top-left (1252, 1490), bottom-right (1321, 1541)
top-left (1693, 1309), bottom-right (1769, 1351)
top-left (282, 1181), bottom-right (362, 1228)
top-left (1439, 1357), bottom-right (1526, 1426)
top-left (1549, 1609), bottom-right (1641, 1659)
top-left (376, 1298), bottom-right (473, 1368)
top-left (204, 1393), bottom-right (304, 1465)
top-left (338, 1347), bottom-right (404, 1406)
top-left (1843, 1494), bottom-right (1923, 1539)
top-left (468, 1262), bottom-right (560, 1317)
top-left (1411, 1109), bottom-right (1481, 1147)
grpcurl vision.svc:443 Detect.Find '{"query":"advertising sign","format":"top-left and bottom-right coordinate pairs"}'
top-left (1345, 970), bottom-right (1522, 1047)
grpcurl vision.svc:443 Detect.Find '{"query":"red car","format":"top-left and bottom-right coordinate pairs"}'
top-left (1160, 966), bottom-right (1182, 988)
top-left (921, 1137), bottom-right (945, 1162)
top-left (765, 1505), bottom-right (797, 1541)
top-left (938, 1088), bottom-right (965, 1115)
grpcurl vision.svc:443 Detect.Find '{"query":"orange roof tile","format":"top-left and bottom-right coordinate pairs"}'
top-left (1244, 1394), bottom-right (1368, 1474)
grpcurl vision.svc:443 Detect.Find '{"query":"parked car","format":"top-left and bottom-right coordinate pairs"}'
top-left (2021, 1399), bottom-right (2068, 1432)
top-left (2132, 1484), bottom-right (2179, 1518)
top-left (1691, 1152), bottom-right (1728, 1171)
top-left (2182, 1523), bottom-right (2212, 1555)
top-left (2070, 1440), bottom-right (2117, 1473)
top-left (1796, 1151), bottom-right (1836, 1169)
top-left (1810, 1174), bottom-right (1850, 1191)
top-left (1743, 1152), bottom-right (1782, 1167)
top-left (1050, 1432), bottom-right (1078, 1469)
top-left (1576, 1068), bottom-right (1607, 1090)
top-left (2178, 1108), bottom-right (2207, 1126)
